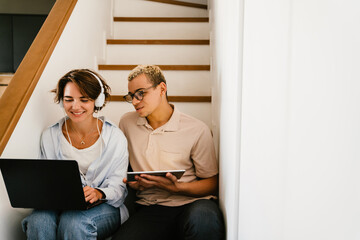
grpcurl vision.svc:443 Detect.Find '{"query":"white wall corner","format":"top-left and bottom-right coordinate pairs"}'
top-left (93, 56), bottom-right (99, 71)
top-left (102, 30), bottom-right (107, 63)
top-left (109, 0), bottom-right (115, 38)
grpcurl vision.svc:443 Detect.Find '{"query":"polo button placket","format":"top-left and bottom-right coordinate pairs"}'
top-left (146, 132), bottom-right (155, 156)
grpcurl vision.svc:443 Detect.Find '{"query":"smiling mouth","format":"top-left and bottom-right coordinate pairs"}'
top-left (71, 111), bottom-right (84, 115)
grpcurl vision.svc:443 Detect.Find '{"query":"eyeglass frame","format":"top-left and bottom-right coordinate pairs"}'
top-left (123, 84), bottom-right (158, 103)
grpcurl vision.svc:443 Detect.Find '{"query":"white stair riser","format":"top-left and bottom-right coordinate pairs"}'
top-left (101, 102), bottom-right (212, 128)
top-left (100, 70), bottom-right (211, 95)
top-left (106, 45), bottom-right (210, 65)
top-left (114, 0), bottom-right (208, 17)
top-left (113, 22), bottom-right (209, 39)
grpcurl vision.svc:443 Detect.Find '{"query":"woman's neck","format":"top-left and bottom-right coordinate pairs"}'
top-left (68, 117), bottom-right (98, 135)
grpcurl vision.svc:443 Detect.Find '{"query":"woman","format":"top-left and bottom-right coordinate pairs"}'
top-left (22, 69), bottom-right (129, 240)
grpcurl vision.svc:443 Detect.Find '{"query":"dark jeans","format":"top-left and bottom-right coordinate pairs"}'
top-left (112, 199), bottom-right (225, 240)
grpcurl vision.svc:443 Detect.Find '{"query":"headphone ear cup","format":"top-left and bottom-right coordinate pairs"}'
top-left (95, 93), bottom-right (105, 108)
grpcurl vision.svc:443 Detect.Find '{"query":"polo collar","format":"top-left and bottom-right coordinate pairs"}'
top-left (136, 104), bottom-right (180, 132)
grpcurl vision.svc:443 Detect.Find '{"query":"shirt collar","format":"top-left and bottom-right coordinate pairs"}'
top-left (136, 104), bottom-right (180, 132)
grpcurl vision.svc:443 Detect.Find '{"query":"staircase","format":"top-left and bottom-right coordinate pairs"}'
top-left (99, 0), bottom-right (212, 128)
top-left (0, 74), bottom-right (12, 99)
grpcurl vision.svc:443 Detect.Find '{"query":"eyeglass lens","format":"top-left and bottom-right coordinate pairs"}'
top-left (124, 90), bottom-right (145, 103)
top-left (124, 85), bottom-right (155, 103)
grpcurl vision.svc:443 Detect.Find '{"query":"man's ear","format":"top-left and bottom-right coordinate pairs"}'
top-left (159, 82), bottom-right (167, 96)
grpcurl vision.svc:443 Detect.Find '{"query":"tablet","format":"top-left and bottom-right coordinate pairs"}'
top-left (127, 170), bottom-right (185, 182)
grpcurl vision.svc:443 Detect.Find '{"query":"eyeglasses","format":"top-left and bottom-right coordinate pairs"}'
top-left (123, 85), bottom-right (157, 103)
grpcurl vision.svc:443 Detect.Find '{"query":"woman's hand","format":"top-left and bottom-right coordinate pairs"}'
top-left (83, 186), bottom-right (103, 203)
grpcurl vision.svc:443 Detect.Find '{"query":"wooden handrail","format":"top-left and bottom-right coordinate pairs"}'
top-left (0, 0), bottom-right (77, 155)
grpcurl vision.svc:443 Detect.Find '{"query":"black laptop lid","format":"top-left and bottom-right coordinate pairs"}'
top-left (0, 158), bottom-right (88, 210)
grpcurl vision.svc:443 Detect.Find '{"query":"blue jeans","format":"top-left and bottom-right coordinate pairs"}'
top-left (22, 203), bottom-right (120, 240)
top-left (112, 199), bottom-right (225, 240)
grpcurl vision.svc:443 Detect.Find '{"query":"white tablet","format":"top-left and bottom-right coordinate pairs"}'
top-left (127, 170), bottom-right (185, 182)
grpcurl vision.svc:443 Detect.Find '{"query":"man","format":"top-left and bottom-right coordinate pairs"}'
top-left (112, 65), bottom-right (224, 240)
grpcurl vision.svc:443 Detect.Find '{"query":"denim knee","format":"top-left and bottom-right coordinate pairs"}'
top-left (179, 200), bottom-right (224, 240)
top-left (22, 210), bottom-right (58, 240)
top-left (58, 210), bottom-right (97, 239)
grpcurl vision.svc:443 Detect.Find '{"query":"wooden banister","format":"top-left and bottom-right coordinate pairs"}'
top-left (0, 0), bottom-right (77, 155)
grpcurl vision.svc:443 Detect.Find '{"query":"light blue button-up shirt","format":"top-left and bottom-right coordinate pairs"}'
top-left (40, 116), bottom-right (129, 223)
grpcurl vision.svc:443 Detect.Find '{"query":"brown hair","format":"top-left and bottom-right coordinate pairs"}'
top-left (52, 69), bottom-right (111, 112)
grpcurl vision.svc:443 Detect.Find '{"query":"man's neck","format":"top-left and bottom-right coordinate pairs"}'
top-left (146, 102), bottom-right (174, 130)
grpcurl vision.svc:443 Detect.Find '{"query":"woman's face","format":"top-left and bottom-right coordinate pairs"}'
top-left (62, 82), bottom-right (95, 123)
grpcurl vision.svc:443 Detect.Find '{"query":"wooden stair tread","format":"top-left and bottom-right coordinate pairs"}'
top-left (114, 17), bottom-right (209, 22)
top-left (146, 0), bottom-right (207, 9)
top-left (98, 65), bottom-right (210, 71)
top-left (0, 74), bottom-right (13, 86)
top-left (110, 95), bottom-right (211, 102)
top-left (107, 39), bottom-right (209, 45)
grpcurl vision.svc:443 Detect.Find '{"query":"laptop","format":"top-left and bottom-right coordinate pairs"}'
top-left (0, 158), bottom-right (106, 210)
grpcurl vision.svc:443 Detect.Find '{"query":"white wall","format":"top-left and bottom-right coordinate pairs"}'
top-left (212, 0), bottom-right (360, 239)
top-left (0, 0), bottom-right (112, 239)
top-left (209, 0), bottom-right (243, 239)
top-left (239, 0), bottom-right (290, 239)
top-left (284, 1), bottom-right (360, 239)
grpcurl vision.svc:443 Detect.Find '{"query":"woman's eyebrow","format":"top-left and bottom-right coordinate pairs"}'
top-left (63, 96), bottom-right (88, 99)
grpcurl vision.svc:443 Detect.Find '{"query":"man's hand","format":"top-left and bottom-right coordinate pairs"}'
top-left (123, 177), bottom-right (144, 191)
top-left (123, 172), bottom-right (180, 193)
top-left (83, 186), bottom-right (103, 204)
top-left (124, 174), bottom-right (219, 197)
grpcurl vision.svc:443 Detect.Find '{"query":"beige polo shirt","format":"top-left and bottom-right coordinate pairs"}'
top-left (119, 106), bottom-right (218, 206)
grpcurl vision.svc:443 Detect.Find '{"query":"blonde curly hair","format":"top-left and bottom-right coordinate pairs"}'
top-left (128, 65), bottom-right (167, 86)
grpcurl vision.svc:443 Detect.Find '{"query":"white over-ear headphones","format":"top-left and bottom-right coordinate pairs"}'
top-left (59, 70), bottom-right (105, 108)
top-left (88, 71), bottom-right (105, 108)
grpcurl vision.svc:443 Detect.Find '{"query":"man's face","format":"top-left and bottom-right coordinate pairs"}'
top-left (128, 74), bottom-right (161, 117)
